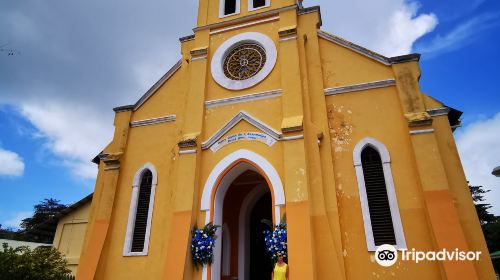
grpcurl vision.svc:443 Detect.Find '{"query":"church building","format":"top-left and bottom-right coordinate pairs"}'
top-left (77, 0), bottom-right (495, 279)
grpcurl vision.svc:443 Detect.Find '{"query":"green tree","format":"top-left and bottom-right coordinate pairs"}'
top-left (0, 225), bottom-right (21, 241)
top-left (469, 183), bottom-right (500, 253)
top-left (20, 199), bottom-right (67, 232)
top-left (0, 243), bottom-right (70, 280)
top-left (18, 199), bottom-right (67, 243)
top-left (469, 184), bottom-right (497, 225)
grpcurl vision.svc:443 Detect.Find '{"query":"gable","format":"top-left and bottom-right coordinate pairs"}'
top-left (131, 61), bottom-right (186, 121)
top-left (318, 32), bottom-right (395, 89)
top-left (202, 111), bottom-right (281, 150)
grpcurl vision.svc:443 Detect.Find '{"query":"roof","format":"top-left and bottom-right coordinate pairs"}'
top-left (317, 30), bottom-right (420, 66)
top-left (492, 251), bottom-right (500, 259)
top-left (113, 60), bottom-right (182, 113)
top-left (56, 193), bottom-right (93, 220)
top-left (0, 239), bottom-right (52, 249)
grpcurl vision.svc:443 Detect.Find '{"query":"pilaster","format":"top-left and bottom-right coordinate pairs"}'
top-left (278, 9), bottom-right (316, 280)
top-left (393, 62), bottom-right (478, 279)
top-left (162, 30), bottom-right (210, 280)
top-left (298, 10), bottom-right (347, 279)
top-left (77, 110), bottom-right (131, 280)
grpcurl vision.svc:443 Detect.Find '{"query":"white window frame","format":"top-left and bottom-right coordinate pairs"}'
top-left (123, 163), bottom-right (158, 256)
top-left (219, 0), bottom-right (241, 18)
top-left (353, 138), bottom-right (406, 251)
top-left (248, 0), bottom-right (270, 11)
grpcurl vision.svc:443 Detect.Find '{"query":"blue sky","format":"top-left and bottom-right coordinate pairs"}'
top-left (0, 0), bottom-right (499, 229)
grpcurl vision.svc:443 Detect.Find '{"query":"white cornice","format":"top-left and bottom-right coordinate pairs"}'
top-left (202, 111), bottom-right (281, 150)
top-left (130, 115), bottom-right (176, 128)
top-left (324, 79), bottom-right (396, 96)
top-left (205, 89), bottom-right (282, 108)
top-left (409, 129), bottom-right (435, 135)
top-left (427, 107), bottom-right (450, 117)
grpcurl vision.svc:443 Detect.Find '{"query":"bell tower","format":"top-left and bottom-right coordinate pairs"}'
top-left (196, 0), bottom-right (297, 26)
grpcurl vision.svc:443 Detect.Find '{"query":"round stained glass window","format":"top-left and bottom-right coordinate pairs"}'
top-left (223, 43), bottom-right (267, 81)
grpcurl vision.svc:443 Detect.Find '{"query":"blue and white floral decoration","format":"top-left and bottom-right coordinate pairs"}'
top-left (263, 222), bottom-right (287, 262)
top-left (191, 223), bottom-right (218, 267)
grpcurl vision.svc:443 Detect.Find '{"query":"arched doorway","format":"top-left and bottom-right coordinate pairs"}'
top-left (200, 149), bottom-right (285, 280)
top-left (220, 170), bottom-right (273, 280)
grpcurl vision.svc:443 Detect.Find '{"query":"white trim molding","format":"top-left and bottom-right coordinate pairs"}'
top-left (202, 111), bottom-right (281, 149)
top-left (409, 129), bottom-right (435, 135)
top-left (219, 0), bottom-right (241, 18)
top-left (201, 149), bottom-right (285, 280)
top-left (205, 89), bottom-right (282, 108)
top-left (248, 0), bottom-right (270, 11)
top-left (324, 79), bottom-right (395, 96)
top-left (179, 149), bottom-right (197, 155)
top-left (353, 138), bottom-right (406, 251)
top-left (123, 163), bottom-right (158, 256)
top-left (211, 32), bottom-right (277, 91)
top-left (210, 16), bottom-right (279, 35)
top-left (130, 115), bottom-right (176, 128)
top-left (280, 134), bottom-right (304, 141)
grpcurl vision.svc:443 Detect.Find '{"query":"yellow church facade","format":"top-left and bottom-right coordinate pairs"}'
top-left (77, 1), bottom-right (495, 279)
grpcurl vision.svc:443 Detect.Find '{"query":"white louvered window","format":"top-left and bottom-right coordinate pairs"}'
top-left (353, 138), bottom-right (406, 251)
top-left (123, 164), bottom-right (157, 256)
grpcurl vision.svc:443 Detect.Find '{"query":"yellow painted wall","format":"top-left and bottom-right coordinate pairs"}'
top-left (77, 1), bottom-right (495, 279)
top-left (54, 201), bottom-right (91, 275)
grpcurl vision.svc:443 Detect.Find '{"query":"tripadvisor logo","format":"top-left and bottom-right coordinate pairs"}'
top-left (374, 244), bottom-right (482, 267)
top-left (375, 244), bottom-right (398, 267)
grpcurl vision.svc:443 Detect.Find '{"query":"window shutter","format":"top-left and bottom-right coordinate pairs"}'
top-left (131, 170), bottom-right (153, 252)
top-left (361, 147), bottom-right (397, 246)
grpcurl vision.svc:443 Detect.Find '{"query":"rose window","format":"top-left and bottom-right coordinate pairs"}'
top-left (223, 43), bottom-right (267, 81)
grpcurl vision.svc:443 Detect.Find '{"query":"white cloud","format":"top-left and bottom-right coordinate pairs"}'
top-left (20, 102), bottom-right (112, 179)
top-left (311, 0), bottom-right (438, 56)
top-left (456, 113), bottom-right (500, 215)
top-left (416, 13), bottom-right (500, 57)
top-left (2, 211), bottom-right (32, 229)
top-left (0, 148), bottom-right (25, 177)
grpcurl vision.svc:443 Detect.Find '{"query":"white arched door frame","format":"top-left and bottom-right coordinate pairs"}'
top-left (200, 149), bottom-right (285, 280)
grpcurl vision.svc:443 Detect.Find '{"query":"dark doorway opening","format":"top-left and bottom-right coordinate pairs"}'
top-left (249, 192), bottom-right (273, 279)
